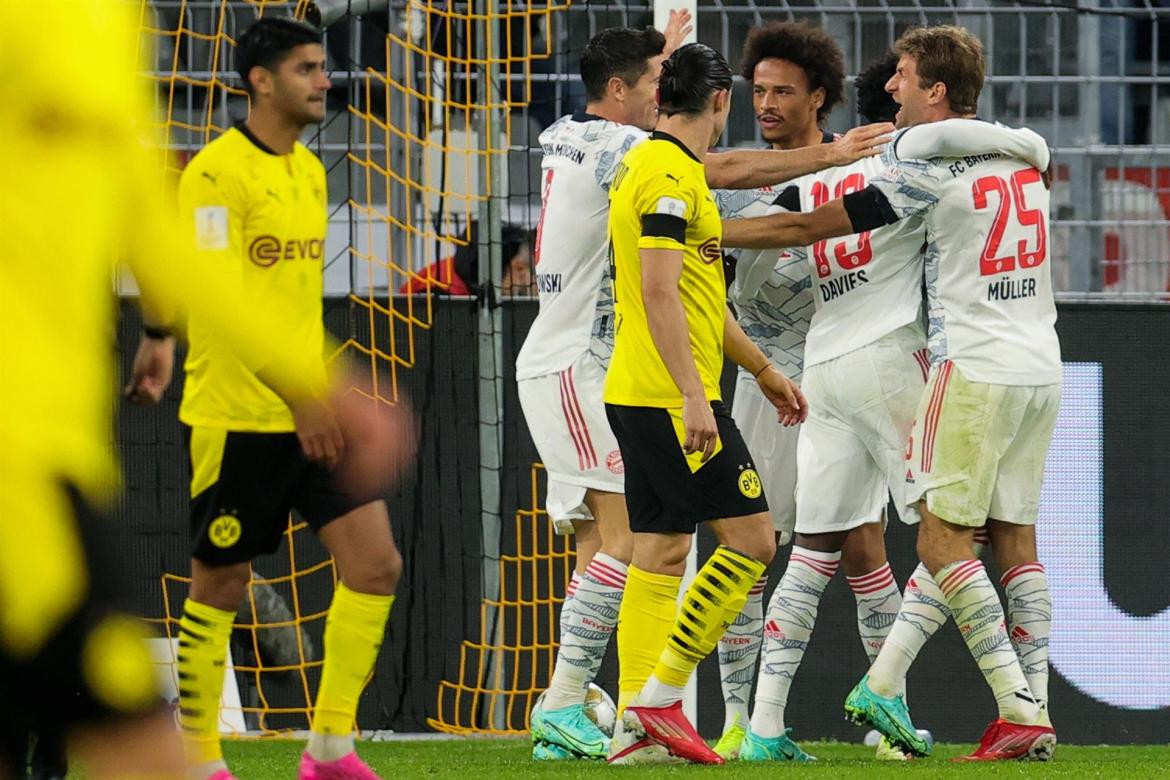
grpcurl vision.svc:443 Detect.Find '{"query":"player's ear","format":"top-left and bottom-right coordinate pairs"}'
top-left (712, 88), bottom-right (729, 114)
top-left (248, 65), bottom-right (274, 98)
top-left (810, 86), bottom-right (826, 113)
top-left (609, 75), bottom-right (627, 103)
top-left (927, 79), bottom-right (947, 108)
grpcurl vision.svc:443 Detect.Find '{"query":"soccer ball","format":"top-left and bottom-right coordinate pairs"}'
top-left (532, 683), bottom-right (617, 737)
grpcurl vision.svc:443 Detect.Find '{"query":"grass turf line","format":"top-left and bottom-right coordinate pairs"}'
top-left (213, 739), bottom-right (1170, 777)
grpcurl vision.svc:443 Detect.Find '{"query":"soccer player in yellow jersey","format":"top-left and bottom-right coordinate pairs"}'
top-left (0, 4), bottom-right (409, 778)
top-left (603, 44), bottom-right (808, 765)
top-left (128, 18), bottom-right (402, 780)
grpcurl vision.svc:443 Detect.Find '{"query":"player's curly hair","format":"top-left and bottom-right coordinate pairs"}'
top-left (739, 21), bottom-right (845, 123)
top-left (855, 51), bottom-right (900, 124)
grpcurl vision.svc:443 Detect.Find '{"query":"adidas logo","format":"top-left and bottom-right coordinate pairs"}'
top-left (764, 620), bottom-right (785, 641)
top-left (907, 578), bottom-right (919, 593)
top-left (905, 469), bottom-right (915, 484)
top-left (1010, 625), bottom-right (1034, 643)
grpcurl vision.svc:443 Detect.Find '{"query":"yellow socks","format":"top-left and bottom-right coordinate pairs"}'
top-left (653, 546), bottom-right (767, 690)
top-left (308, 583), bottom-right (394, 760)
top-left (615, 566), bottom-right (682, 716)
top-left (176, 598), bottom-right (235, 769)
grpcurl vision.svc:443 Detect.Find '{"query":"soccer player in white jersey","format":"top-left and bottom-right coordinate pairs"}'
top-left (726, 50), bottom-right (1051, 763)
top-left (708, 24), bottom-right (842, 758)
top-left (517, 15), bottom-right (893, 761)
top-left (722, 25), bottom-right (1059, 763)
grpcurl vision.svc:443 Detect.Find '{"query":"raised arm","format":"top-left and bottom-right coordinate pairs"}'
top-left (705, 123), bottom-right (893, 189)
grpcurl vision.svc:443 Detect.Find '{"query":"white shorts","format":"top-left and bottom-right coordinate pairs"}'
top-left (731, 371), bottom-right (799, 542)
top-left (796, 326), bottom-right (928, 535)
top-left (906, 361), bottom-right (1060, 527)
top-left (517, 352), bottom-right (624, 534)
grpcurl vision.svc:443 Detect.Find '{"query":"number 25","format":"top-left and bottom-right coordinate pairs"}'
top-left (971, 169), bottom-right (1047, 276)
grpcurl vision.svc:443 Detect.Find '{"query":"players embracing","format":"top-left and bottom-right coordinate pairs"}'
top-left (723, 24), bottom-right (1060, 763)
top-left (517, 12), bottom-right (889, 763)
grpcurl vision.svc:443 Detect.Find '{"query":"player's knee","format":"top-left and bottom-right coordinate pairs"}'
top-left (342, 545), bottom-right (402, 596)
top-left (191, 561), bottom-right (251, 612)
top-left (600, 529), bottom-right (634, 565)
top-left (841, 530), bottom-right (887, 576)
top-left (915, 535), bottom-right (952, 576)
top-left (735, 527), bottom-right (776, 566)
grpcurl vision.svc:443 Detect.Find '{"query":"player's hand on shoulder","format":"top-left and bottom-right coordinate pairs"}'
top-left (756, 365), bottom-right (809, 426)
top-left (682, 393), bottom-right (719, 463)
top-left (124, 333), bottom-right (175, 406)
top-left (829, 123), bottom-right (895, 166)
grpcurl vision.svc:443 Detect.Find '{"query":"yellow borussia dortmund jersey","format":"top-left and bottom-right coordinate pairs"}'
top-left (0, 1), bottom-right (329, 652)
top-left (178, 126), bottom-right (329, 431)
top-left (604, 132), bottom-right (726, 407)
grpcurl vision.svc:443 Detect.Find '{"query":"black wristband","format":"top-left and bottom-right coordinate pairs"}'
top-left (143, 325), bottom-right (172, 340)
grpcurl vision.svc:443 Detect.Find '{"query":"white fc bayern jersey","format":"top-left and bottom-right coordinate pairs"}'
top-left (783, 154), bottom-right (928, 368)
top-left (715, 185), bottom-right (814, 381)
top-left (852, 120), bottom-right (1060, 386)
top-left (515, 113), bottom-right (647, 380)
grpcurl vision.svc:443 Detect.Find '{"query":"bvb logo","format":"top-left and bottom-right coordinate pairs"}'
top-left (208, 514), bottom-right (242, 549)
top-left (738, 468), bottom-right (763, 499)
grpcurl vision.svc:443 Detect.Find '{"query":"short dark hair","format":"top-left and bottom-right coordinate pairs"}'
top-left (658, 43), bottom-right (733, 117)
top-left (894, 25), bottom-right (985, 115)
top-left (855, 51), bottom-right (900, 123)
top-left (579, 27), bottom-right (667, 103)
top-left (739, 21), bottom-right (845, 123)
top-left (237, 17), bottom-right (324, 95)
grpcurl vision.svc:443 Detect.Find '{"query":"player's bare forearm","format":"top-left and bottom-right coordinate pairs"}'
top-left (641, 248), bottom-right (706, 400)
top-left (704, 123), bottom-right (893, 189)
top-left (723, 198), bottom-right (855, 249)
top-left (722, 212), bottom-right (812, 249)
top-left (722, 307), bottom-right (769, 376)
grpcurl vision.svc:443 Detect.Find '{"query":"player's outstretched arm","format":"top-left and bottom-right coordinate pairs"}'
top-left (641, 247), bottom-right (719, 462)
top-left (722, 197), bottom-right (856, 250)
top-left (705, 123), bottom-right (893, 190)
top-left (721, 308), bottom-right (807, 426)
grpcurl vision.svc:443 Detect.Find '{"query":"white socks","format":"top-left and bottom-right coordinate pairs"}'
top-left (847, 563), bottom-right (901, 664)
top-left (937, 559), bottom-right (1041, 724)
top-left (750, 548), bottom-right (840, 738)
top-left (542, 553), bottom-right (627, 711)
top-left (867, 563), bottom-right (948, 698)
top-left (717, 575), bottom-right (766, 732)
top-left (1001, 562), bottom-right (1051, 708)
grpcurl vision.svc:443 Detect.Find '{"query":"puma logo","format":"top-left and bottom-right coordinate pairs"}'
top-left (201, 171), bottom-right (218, 185)
top-left (665, 173), bottom-right (682, 185)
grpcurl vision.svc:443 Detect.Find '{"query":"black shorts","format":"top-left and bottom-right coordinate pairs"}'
top-left (185, 427), bottom-right (368, 565)
top-left (605, 402), bottom-right (769, 534)
top-left (0, 482), bottom-right (163, 743)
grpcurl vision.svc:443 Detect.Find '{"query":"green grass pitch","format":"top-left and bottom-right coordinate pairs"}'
top-left (207, 738), bottom-right (1170, 778)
